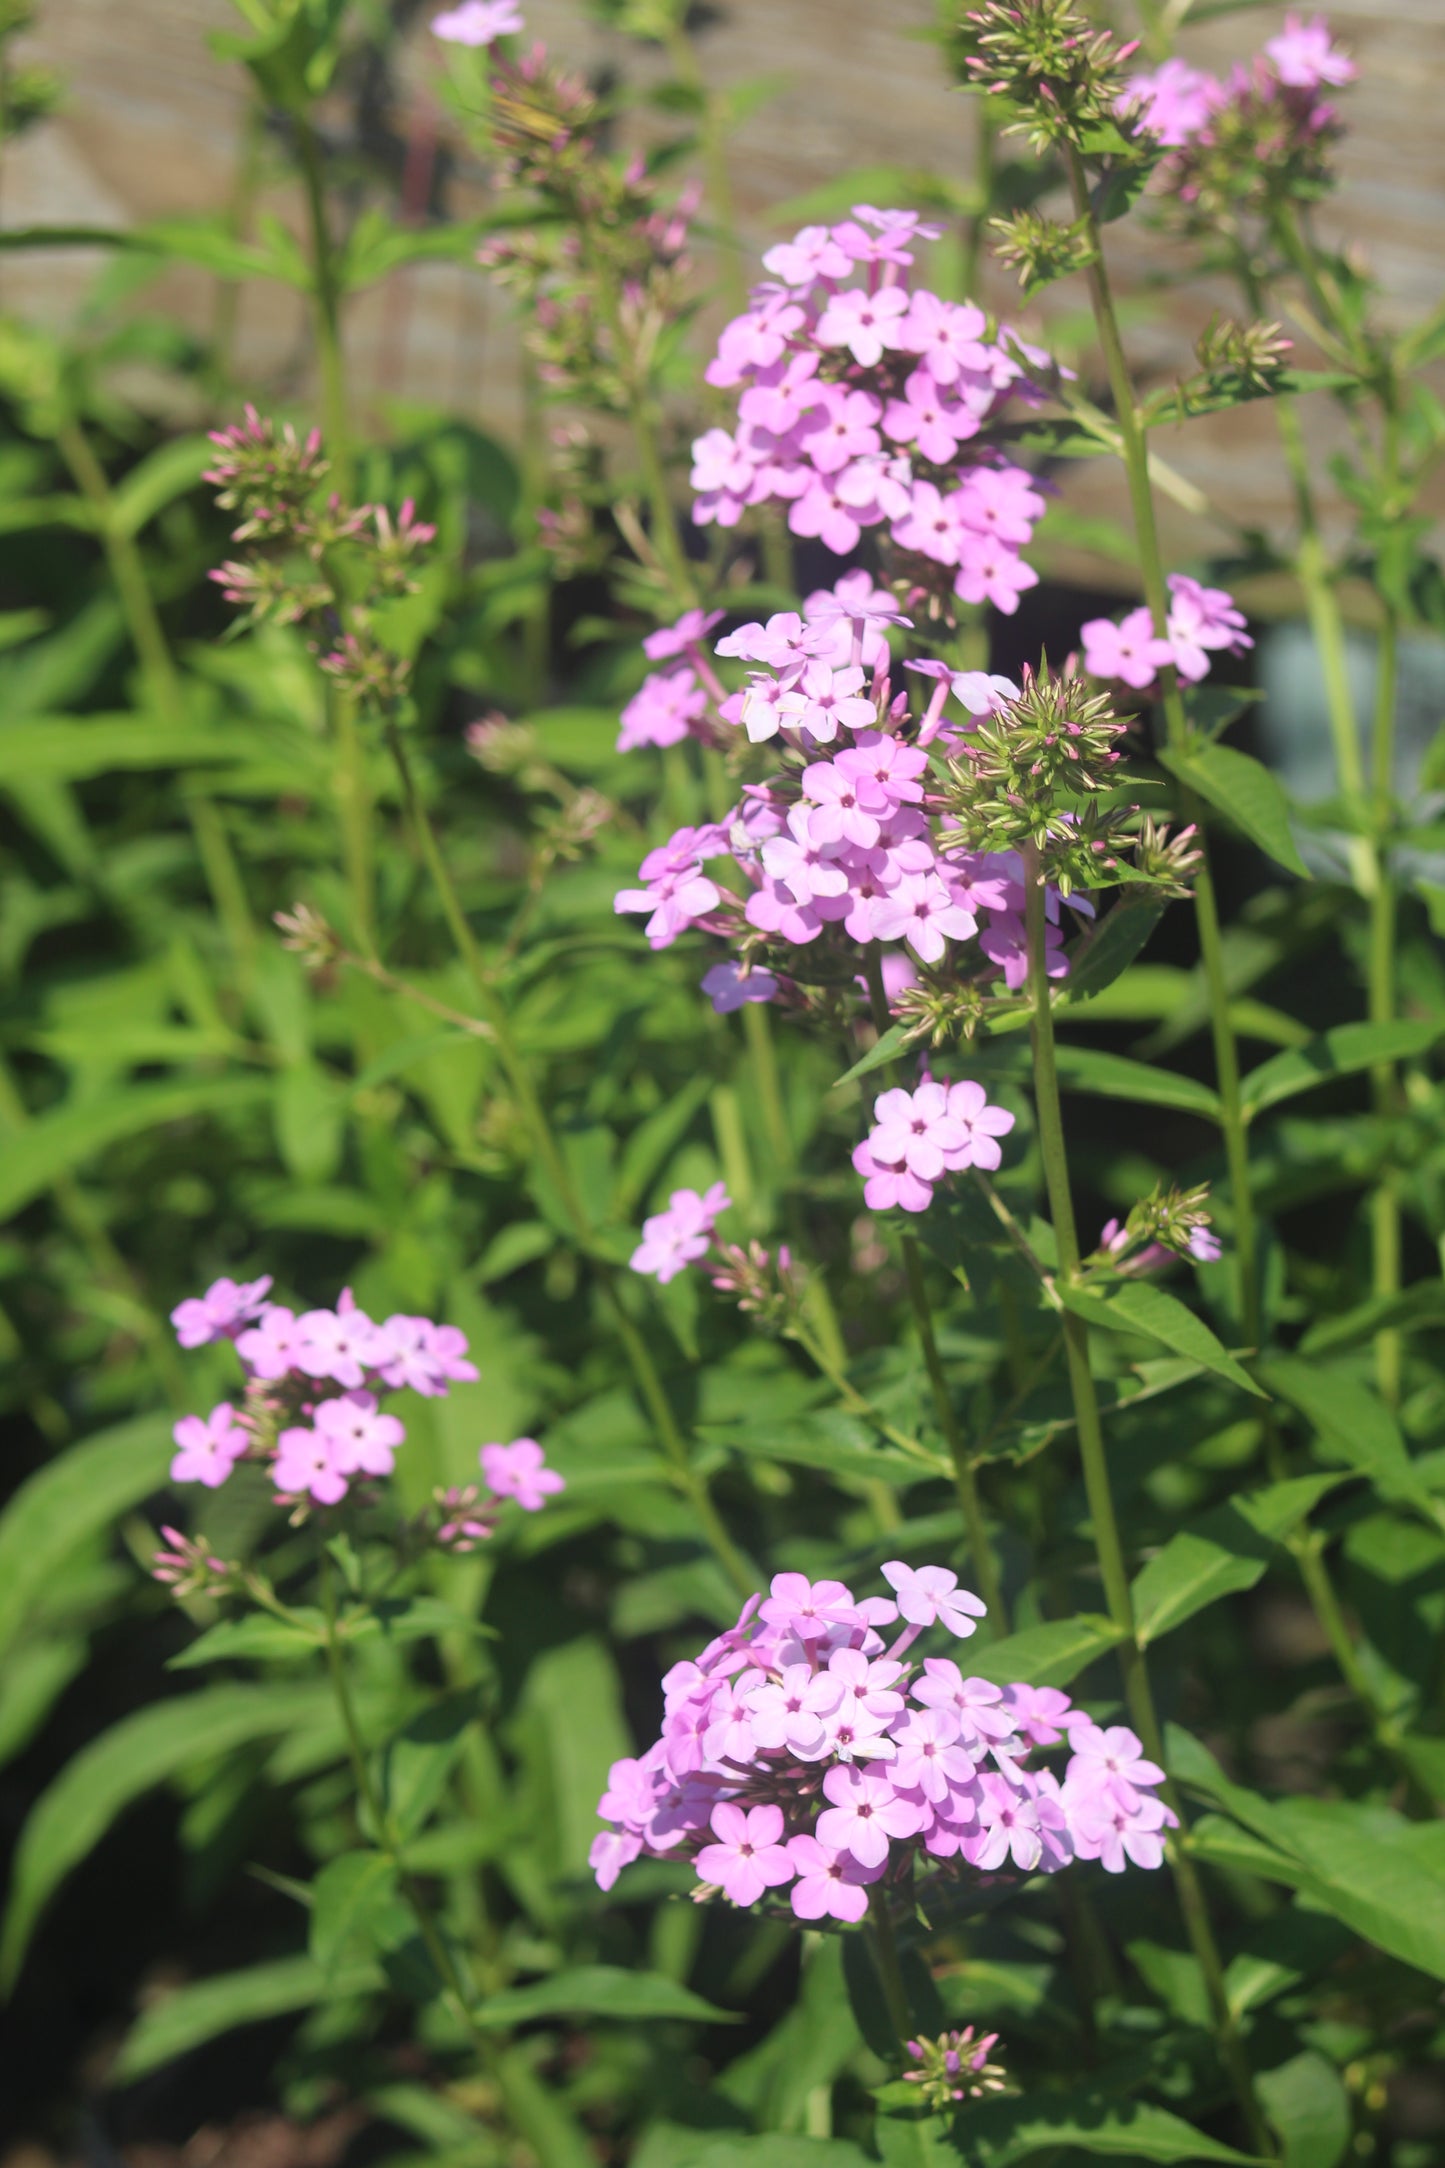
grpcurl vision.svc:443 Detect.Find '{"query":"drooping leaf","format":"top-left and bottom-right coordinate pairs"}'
top-left (1260, 1357), bottom-right (1439, 1519)
top-left (878, 2091), bottom-right (1264, 2167)
top-left (472, 1964), bottom-right (738, 2028)
top-left (1160, 742), bottom-right (1309, 879)
top-left (1062, 1281), bottom-right (1265, 1397)
top-left (1, 1683), bottom-right (333, 1988)
top-left (970, 1614), bottom-right (1124, 1688)
top-left (0, 1416), bottom-right (171, 1661)
top-left (1241, 1020), bottom-right (1442, 1121)
top-left (309, 1851), bottom-right (408, 1981)
top-left (1051, 1044), bottom-right (1222, 1121)
top-left (832, 1021), bottom-right (915, 1090)
top-left (114, 1955), bottom-right (377, 2082)
top-left (1133, 1477), bottom-right (1343, 1645)
top-left (1060, 897), bottom-right (1168, 1003)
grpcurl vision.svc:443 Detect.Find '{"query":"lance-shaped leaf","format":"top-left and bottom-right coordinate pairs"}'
top-left (1062, 1281), bottom-right (1265, 1397)
top-left (472, 1964), bottom-right (738, 2027)
top-left (1133, 1475), bottom-right (1344, 1645)
top-left (115, 1955), bottom-right (379, 2082)
top-left (969, 1614), bottom-right (1125, 1688)
top-left (1241, 1019), bottom-right (1442, 1121)
top-left (1160, 742), bottom-right (1309, 879)
top-left (0, 1416), bottom-right (171, 1662)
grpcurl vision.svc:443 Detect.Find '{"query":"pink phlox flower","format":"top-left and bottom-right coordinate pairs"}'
top-left (295, 1304), bottom-right (383, 1389)
top-left (979, 911), bottom-right (1066, 991)
top-left (170, 1403), bottom-right (249, 1489)
top-left (954, 465), bottom-right (1045, 546)
top-left (941, 1078), bottom-right (1016, 1173)
top-left (662, 1694), bottom-right (720, 1778)
top-left (1121, 58), bottom-right (1226, 145)
top-left (1165, 573), bottom-right (1252, 682)
top-left (375, 1314), bottom-right (478, 1395)
top-left (940, 851), bottom-right (1012, 916)
top-left (234, 1303), bottom-right (303, 1380)
top-left (881, 1560), bottom-right (989, 1638)
top-left (1067, 1721), bottom-right (1166, 1810)
top-left (814, 284), bottom-right (910, 367)
top-left (913, 1662), bottom-right (1018, 1756)
top-left (738, 672), bottom-right (808, 745)
top-left (816, 1762), bottom-right (922, 1868)
top-left (758, 1570), bottom-right (864, 1643)
top-left (431, 0), bottom-right (522, 45)
top-left (804, 571), bottom-right (907, 669)
top-left (1004, 1681), bottom-right (1080, 1748)
top-left (588, 1828), bottom-right (643, 1889)
top-left (841, 731), bottom-right (929, 806)
top-left (1066, 1774), bottom-right (1176, 1872)
top-left (787, 474), bottom-right (868, 556)
top-left (787, 1832), bottom-right (881, 1921)
top-left (1265, 13), bottom-right (1356, 90)
top-left (615, 826), bottom-right (727, 950)
top-left (893, 479), bottom-right (966, 566)
top-left (747, 874), bottom-right (825, 947)
top-left (716, 610), bottom-right (829, 672)
top-left (171, 1274), bottom-right (273, 1349)
top-left (899, 292), bottom-right (990, 383)
top-left (836, 450), bottom-right (912, 524)
top-left (705, 287), bottom-right (806, 385)
top-left (866, 1083), bottom-right (971, 1185)
top-left (738, 349), bottom-right (823, 435)
top-left (832, 204), bottom-right (940, 268)
top-left (870, 870), bottom-right (977, 962)
top-left (314, 1391), bottom-right (405, 1479)
top-left (643, 608), bottom-right (726, 661)
top-left (761, 223), bottom-right (855, 288)
top-left (952, 535), bottom-right (1039, 615)
top-left (702, 960), bottom-right (779, 1013)
top-left (747, 1661), bottom-right (847, 1759)
top-left (890, 1706), bottom-right (977, 1803)
top-left (761, 808), bottom-right (852, 907)
top-left (690, 425), bottom-right (758, 525)
top-left (826, 1646), bottom-right (907, 1729)
top-left (852, 1134), bottom-right (935, 1216)
top-left (950, 670), bottom-right (1020, 719)
top-left (618, 667), bottom-right (708, 751)
top-left (883, 367), bottom-right (977, 464)
top-left (790, 659), bottom-right (878, 742)
top-left (480, 1437), bottom-right (565, 1510)
top-left (702, 1670), bottom-right (769, 1766)
top-left (696, 1802), bottom-right (795, 1906)
top-left (798, 385), bottom-right (884, 474)
top-left (969, 1771), bottom-right (1044, 1871)
top-left (273, 1422), bottom-right (349, 1506)
top-left (1189, 1225), bottom-right (1223, 1263)
top-left (1081, 606), bottom-right (1175, 691)
top-left (802, 755), bottom-right (889, 847)
top-left (630, 1182), bottom-right (731, 1282)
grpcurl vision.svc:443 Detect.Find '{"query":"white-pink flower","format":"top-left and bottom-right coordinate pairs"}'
top-left (431, 0), bottom-right (522, 45)
top-left (882, 1562), bottom-right (988, 1638)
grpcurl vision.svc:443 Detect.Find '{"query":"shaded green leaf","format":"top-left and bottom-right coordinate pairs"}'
top-left (1160, 743), bottom-right (1309, 878)
top-left (1257, 2051), bottom-right (1351, 2168)
top-left (1241, 1021), bottom-right (1442, 1120)
top-left (970, 1614), bottom-right (1124, 1688)
top-left (1061, 897), bottom-right (1168, 1003)
top-left (1052, 1044), bottom-right (1222, 1121)
top-left (0, 1416), bottom-right (170, 1661)
top-left (1133, 1477), bottom-right (1342, 1645)
top-left (473, 1964), bottom-right (738, 2028)
top-left (114, 1955), bottom-right (377, 2082)
top-left (1063, 1280), bottom-right (1265, 1397)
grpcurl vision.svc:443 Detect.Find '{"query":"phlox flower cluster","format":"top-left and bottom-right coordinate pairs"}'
top-left (614, 579), bottom-right (1092, 1016)
top-left (853, 1079), bottom-right (1015, 1215)
top-left (1122, 14), bottom-right (1354, 208)
top-left (690, 208), bottom-right (1053, 617)
top-left (591, 1564), bottom-right (1175, 1918)
top-left (1080, 574), bottom-right (1252, 694)
top-left (166, 1277), bottom-right (562, 1526)
top-left (431, 0), bottom-right (523, 46)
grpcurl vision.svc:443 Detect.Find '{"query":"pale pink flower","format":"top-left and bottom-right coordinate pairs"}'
top-left (314, 1391), bottom-right (405, 1479)
top-left (273, 1424), bottom-right (349, 1506)
top-left (882, 1561), bottom-right (988, 1638)
top-left (431, 0), bottom-right (522, 44)
top-left (170, 1403), bottom-right (249, 1489)
top-left (1265, 13), bottom-right (1355, 91)
top-left (787, 1832), bottom-right (880, 1921)
top-left (171, 1275), bottom-right (272, 1349)
top-left (630, 1182), bottom-right (731, 1282)
top-left (1081, 607), bottom-right (1175, 691)
top-left (816, 1763), bottom-right (922, 1869)
top-left (814, 285), bottom-right (910, 368)
top-left (481, 1437), bottom-right (565, 1510)
top-left (696, 1802), bottom-right (795, 1906)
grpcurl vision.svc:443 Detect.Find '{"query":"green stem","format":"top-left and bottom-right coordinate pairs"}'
top-left (1022, 849), bottom-right (1271, 2155)
top-left (743, 997), bottom-right (792, 1176)
top-left (331, 687), bottom-right (376, 953)
top-left (866, 1885), bottom-right (913, 2054)
top-left (861, 951), bottom-right (1008, 1628)
top-left (384, 723), bottom-right (753, 1598)
top-left (1062, 147), bottom-right (1262, 1346)
top-left (662, 24), bottom-right (747, 318)
top-left (1368, 601), bottom-right (1402, 1404)
top-left (296, 112), bottom-right (351, 493)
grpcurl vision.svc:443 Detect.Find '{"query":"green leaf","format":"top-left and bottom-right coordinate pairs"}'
top-left (1160, 742), bottom-right (1309, 879)
top-left (309, 1851), bottom-right (406, 1980)
top-left (635, 2132), bottom-right (869, 2168)
top-left (0, 1416), bottom-right (171, 1662)
top-left (0, 1076), bottom-right (270, 1220)
top-left (1259, 1356), bottom-right (1437, 1515)
top-left (168, 1614), bottom-right (325, 1669)
top-left (879, 2090), bottom-right (1264, 2167)
top-left (133, 214), bottom-right (308, 286)
top-left (1061, 897), bottom-right (1168, 1003)
top-left (1, 1683), bottom-right (332, 1988)
top-left (0, 1638), bottom-right (88, 1770)
top-left (0, 716), bottom-right (260, 782)
top-left (706, 1408), bottom-right (947, 1485)
top-left (1133, 1477), bottom-right (1342, 1645)
top-left (473, 1964), bottom-right (738, 2028)
top-left (1240, 1020), bottom-right (1442, 1121)
top-left (970, 1614), bottom-right (1124, 1688)
top-left (832, 1021), bottom-right (914, 1089)
top-left (1257, 2052), bottom-right (1351, 2168)
top-left (109, 435), bottom-right (214, 536)
top-left (114, 1954), bottom-right (377, 2082)
top-left (1168, 1726), bottom-right (1445, 1982)
top-left (1062, 1280), bottom-right (1265, 1397)
top-left (1052, 1044), bottom-right (1222, 1121)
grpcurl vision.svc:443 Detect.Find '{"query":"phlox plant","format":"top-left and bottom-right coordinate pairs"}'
top-left (2, 2), bottom-right (1445, 2167)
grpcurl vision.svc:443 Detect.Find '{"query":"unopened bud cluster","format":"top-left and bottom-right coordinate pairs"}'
top-left (958, 0), bottom-right (1140, 150)
top-left (903, 2026), bottom-right (1010, 2110)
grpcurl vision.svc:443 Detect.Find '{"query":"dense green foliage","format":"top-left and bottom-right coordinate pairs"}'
top-left (3, 3), bottom-right (1445, 2165)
